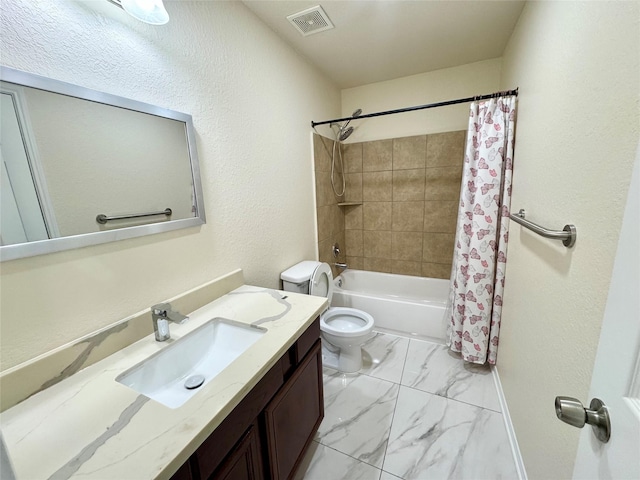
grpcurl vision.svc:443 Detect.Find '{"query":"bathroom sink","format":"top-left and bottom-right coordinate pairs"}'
top-left (116, 318), bottom-right (266, 408)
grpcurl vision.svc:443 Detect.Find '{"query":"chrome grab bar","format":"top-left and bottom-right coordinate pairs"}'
top-left (96, 208), bottom-right (172, 224)
top-left (509, 209), bottom-right (577, 248)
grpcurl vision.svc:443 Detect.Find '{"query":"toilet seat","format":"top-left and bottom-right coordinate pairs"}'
top-left (281, 260), bottom-right (375, 373)
top-left (321, 307), bottom-right (374, 338)
top-left (309, 262), bottom-right (334, 304)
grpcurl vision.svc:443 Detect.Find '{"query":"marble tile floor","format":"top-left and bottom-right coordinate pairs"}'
top-left (295, 332), bottom-right (518, 480)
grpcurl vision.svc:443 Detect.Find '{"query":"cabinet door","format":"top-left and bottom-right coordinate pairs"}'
top-left (263, 341), bottom-right (323, 480)
top-left (211, 424), bottom-right (264, 480)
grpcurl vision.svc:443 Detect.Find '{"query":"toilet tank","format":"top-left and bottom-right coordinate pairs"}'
top-left (281, 280), bottom-right (309, 294)
top-left (280, 261), bottom-right (320, 294)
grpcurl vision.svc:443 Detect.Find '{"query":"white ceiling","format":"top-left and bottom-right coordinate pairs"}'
top-left (242, 1), bottom-right (526, 89)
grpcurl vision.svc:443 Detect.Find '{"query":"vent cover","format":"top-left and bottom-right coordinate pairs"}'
top-left (287, 5), bottom-right (334, 37)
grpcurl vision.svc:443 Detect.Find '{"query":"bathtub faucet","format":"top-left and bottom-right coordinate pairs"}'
top-left (334, 262), bottom-right (348, 270)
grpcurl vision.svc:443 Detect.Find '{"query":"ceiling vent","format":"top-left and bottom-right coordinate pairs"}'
top-left (287, 5), bottom-right (334, 37)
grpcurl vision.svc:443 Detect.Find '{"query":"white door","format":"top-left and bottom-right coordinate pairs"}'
top-left (572, 147), bottom-right (640, 478)
top-left (0, 153), bottom-right (29, 245)
top-left (0, 90), bottom-right (50, 244)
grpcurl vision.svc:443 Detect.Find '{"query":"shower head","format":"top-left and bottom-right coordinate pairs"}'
top-left (339, 126), bottom-right (354, 142)
top-left (339, 108), bottom-right (362, 141)
top-left (342, 108), bottom-right (362, 130)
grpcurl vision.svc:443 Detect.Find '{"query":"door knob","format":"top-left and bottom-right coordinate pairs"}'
top-left (555, 396), bottom-right (611, 443)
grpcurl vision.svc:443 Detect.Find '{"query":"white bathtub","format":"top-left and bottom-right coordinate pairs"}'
top-left (331, 269), bottom-right (449, 342)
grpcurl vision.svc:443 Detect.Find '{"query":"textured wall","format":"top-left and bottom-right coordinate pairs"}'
top-left (338, 58), bottom-right (501, 143)
top-left (497, 2), bottom-right (639, 478)
top-left (0, 1), bottom-right (339, 370)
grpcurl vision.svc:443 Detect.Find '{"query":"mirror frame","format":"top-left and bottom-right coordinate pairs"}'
top-left (0, 66), bottom-right (206, 261)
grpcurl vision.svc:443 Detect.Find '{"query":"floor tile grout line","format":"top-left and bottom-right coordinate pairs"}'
top-left (314, 332), bottom-right (510, 479)
top-left (400, 381), bottom-right (503, 414)
top-left (397, 335), bottom-right (504, 413)
top-left (318, 357), bottom-right (401, 473)
top-left (376, 334), bottom-right (412, 475)
top-left (358, 336), bottom-right (410, 386)
top-left (333, 333), bottom-right (503, 413)
top-left (324, 367), bottom-right (401, 388)
top-left (315, 438), bottom-right (384, 473)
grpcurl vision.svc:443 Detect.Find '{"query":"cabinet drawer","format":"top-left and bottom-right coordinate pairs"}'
top-left (294, 318), bottom-right (320, 364)
top-left (280, 318), bottom-right (320, 380)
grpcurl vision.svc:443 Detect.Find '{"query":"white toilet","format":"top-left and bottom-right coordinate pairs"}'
top-left (281, 261), bottom-right (374, 373)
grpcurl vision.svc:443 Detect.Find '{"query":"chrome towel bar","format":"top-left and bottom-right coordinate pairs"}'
top-left (96, 208), bottom-right (172, 224)
top-left (509, 209), bottom-right (576, 248)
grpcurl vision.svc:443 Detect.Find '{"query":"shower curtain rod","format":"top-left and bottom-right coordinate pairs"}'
top-left (310, 88), bottom-right (519, 128)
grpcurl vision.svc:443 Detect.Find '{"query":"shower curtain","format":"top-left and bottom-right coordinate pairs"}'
top-left (446, 95), bottom-right (517, 365)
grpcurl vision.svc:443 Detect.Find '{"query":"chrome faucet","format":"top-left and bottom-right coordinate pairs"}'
top-left (151, 303), bottom-right (188, 342)
top-left (334, 262), bottom-right (348, 270)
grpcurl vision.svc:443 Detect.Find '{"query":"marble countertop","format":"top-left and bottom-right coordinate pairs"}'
top-left (1, 285), bottom-right (327, 480)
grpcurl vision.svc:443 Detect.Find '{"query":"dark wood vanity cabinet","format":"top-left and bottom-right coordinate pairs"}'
top-left (171, 319), bottom-right (323, 480)
top-left (212, 424), bottom-right (265, 480)
top-left (264, 339), bottom-right (323, 480)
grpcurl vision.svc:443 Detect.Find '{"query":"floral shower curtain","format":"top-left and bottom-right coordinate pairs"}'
top-left (446, 95), bottom-right (517, 365)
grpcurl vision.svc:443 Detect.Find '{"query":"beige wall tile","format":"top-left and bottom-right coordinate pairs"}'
top-left (363, 139), bottom-right (392, 171)
top-left (425, 166), bottom-right (463, 201)
top-left (426, 131), bottom-right (465, 168)
top-left (343, 143), bottom-right (363, 173)
top-left (346, 256), bottom-right (363, 270)
top-left (315, 170), bottom-right (335, 207)
top-left (313, 133), bottom-right (332, 173)
top-left (423, 201), bottom-right (458, 233)
top-left (363, 257), bottom-right (392, 273)
top-left (363, 171), bottom-right (393, 201)
top-left (344, 173), bottom-right (363, 202)
top-left (393, 135), bottom-right (426, 170)
top-left (331, 204), bottom-right (345, 235)
top-left (422, 262), bottom-right (452, 279)
top-left (363, 202), bottom-right (392, 230)
top-left (393, 168), bottom-right (426, 201)
top-left (391, 231), bottom-right (423, 261)
top-left (345, 229), bottom-right (363, 257)
top-left (336, 230), bottom-right (346, 263)
top-left (422, 232), bottom-right (455, 263)
top-left (315, 130), bottom-right (466, 281)
top-left (324, 232), bottom-right (345, 278)
top-left (392, 260), bottom-right (422, 277)
top-left (363, 230), bottom-right (391, 259)
top-left (344, 204), bottom-right (363, 230)
top-left (392, 201), bottom-right (424, 232)
top-left (316, 206), bottom-right (332, 242)
top-left (318, 237), bottom-right (333, 265)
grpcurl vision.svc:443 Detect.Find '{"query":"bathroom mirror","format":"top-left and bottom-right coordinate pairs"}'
top-left (0, 66), bottom-right (205, 261)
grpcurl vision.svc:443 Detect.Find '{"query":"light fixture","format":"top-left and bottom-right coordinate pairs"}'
top-left (107, 0), bottom-right (169, 25)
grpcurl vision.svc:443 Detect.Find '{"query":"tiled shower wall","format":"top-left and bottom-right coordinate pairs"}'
top-left (313, 134), bottom-right (347, 278)
top-left (313, 131), bottom-right (465, 279)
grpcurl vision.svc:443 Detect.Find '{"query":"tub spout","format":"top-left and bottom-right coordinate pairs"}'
top-left (334, 262), bottom-right (348, 270)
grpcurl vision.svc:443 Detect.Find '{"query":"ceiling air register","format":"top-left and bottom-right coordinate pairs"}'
top-left (287, 5), bottom-right (334, 37)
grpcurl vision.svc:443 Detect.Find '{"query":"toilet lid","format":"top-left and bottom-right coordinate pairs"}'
top-left (309, 262), bottom-right (334, 304)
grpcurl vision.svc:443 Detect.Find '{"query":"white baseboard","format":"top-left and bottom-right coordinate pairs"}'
top-left (492, 366), bottom-right (528, 480)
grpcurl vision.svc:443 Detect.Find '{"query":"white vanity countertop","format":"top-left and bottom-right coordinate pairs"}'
top-left (1, 285), bottom-right (327, 479)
